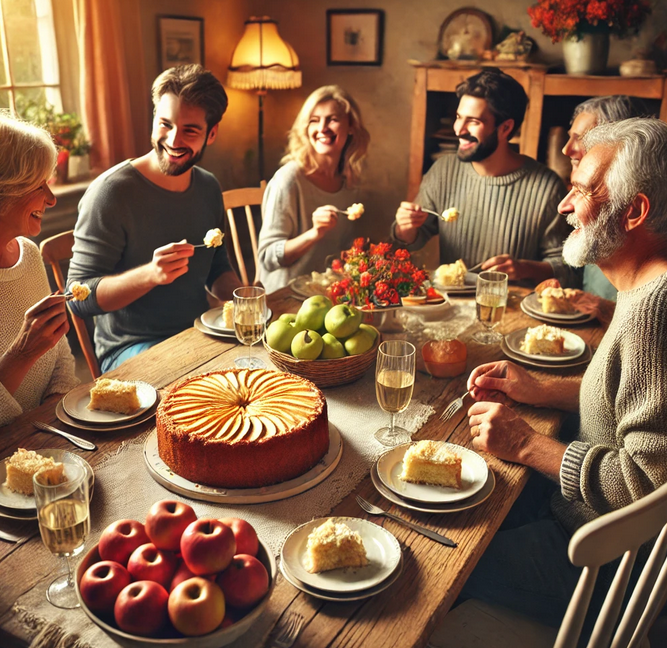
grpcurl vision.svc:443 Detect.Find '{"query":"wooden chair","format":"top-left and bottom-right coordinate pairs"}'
top-left (222, 181), bottom-right (266, 286)
top-left (429, 482), bottom-right (667, 648)
top-left (39, 230), bottom-right (101, 379)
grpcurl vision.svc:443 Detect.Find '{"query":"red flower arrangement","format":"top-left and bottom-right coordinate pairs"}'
top-left (328, 238), bottom-right (428, 309)
top-left (528, 0), bottom-right (651, 43)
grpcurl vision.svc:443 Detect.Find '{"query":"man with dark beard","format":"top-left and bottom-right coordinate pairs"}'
top-left (392, 68), bottom-right (576, 286)
top-left (68, 65), bottom-right (239, 371)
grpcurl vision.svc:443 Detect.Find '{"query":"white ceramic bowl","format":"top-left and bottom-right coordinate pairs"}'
top-left (75, 538), bottom-right (276, 647)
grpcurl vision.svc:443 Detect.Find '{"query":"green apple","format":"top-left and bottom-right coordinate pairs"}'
top-left (320, 333), bottom-right (346, 359)
top-left (344, 328), bottom-right (375, 356)
top-left (295, 295), bottom-right (333, 331)
top-left (324, 304), bottom-right (362, 338)
top-left (279, 313), bottom-right (297, 324)
top-left (291, 330), bottom-right (324, 359)
top-left (359, 323), bottom-right (379, 342)
top-left (266, 320), bottom-right (298, 353)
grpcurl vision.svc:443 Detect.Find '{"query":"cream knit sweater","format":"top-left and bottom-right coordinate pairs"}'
top-left (554, 271), bottom-right (667, 533)
top-left (0, 238), bottom-right (79, 426)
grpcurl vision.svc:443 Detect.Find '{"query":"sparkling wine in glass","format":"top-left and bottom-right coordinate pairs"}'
top-left (233, 286), bottom-right (267, 369)
top-left (374, 340), bottom-right (416, 447)
top-left (473, 270), bottom-right (509, 345)
top-left (34, 462), bottom-right (90, 609)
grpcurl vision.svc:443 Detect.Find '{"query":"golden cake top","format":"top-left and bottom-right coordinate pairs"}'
top-left (159, 369), bottom-right (325, 443)
top-left (6, 448), bottom-right (58, 473)
top-left (90, 378), bottom-right (137, 394)
top-left (70, 282), bottom-right (91, 301)
top-left (435, 259), bottom-right (467, 285)
top-left (405, 440), bottom-right (460, 465)
top-left (523, 324), bottom-right (563, 344)
top-left (306, 518), bottom-right (362, 548)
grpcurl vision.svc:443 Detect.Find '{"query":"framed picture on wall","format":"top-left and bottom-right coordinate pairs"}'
top-left (327, 9), bottom-right (384, 66)
top-left (158, 16), bottom-right (204, 71)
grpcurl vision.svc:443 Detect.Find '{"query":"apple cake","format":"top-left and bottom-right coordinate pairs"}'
top-left (346, 203), bottom-right (364, 220)
top-left (305, 518), bottom-right (368, 573)
top-left (540, 287), bottom-right (577, 314)
top-left (520, 324), bottom-right (565, 356)
top-left (400, 440), bottom-right (462, 489)
top-left (4, 448), bottom-right (65, 496)
top-left (221, 301), bottom-right (234, 328)
top-left (88, 379), bottom-right (141, 414)
top-left (441, 207), bottom-right (460, 222)
top-left (69, 281), bottom-right (91, 301)
top-left (203, 228), bottom-right (224, 247)
top-left (435, 259), bottom-right (467, 287)
top-left (156, 369), bottom-right (329, 488)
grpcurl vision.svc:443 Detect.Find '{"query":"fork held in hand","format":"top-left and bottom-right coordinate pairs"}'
top-left (269, 612), bottom-right (304, 648)
top-left (356, 495), bottom-right (457, 547)
top-left (439, 390), bottom-right (471, 422)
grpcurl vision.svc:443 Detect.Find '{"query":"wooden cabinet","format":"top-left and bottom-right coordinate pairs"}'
top-left (407, 62), bottom-right (667, 199)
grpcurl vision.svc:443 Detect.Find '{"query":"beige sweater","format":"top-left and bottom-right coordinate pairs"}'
top-left (0, 238), bottom-right (79, 426)
top-left (554, 271), bottom-right (667, 533)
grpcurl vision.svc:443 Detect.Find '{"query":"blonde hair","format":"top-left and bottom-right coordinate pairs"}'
top-left (0, 113), bottom-right (57, 210)
top-left (282, 85), bottom-right (370, 186)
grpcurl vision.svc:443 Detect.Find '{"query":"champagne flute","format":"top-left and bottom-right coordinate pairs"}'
top-left (374, 340), bottom-right (416, 447)
top-left (473, 271), bottom-right (508, 344)
top-left (34, 462), bottom-right (90, 609)
top-left (233, 286), bottom-right (267, 369)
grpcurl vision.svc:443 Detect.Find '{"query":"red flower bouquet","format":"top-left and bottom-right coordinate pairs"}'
top-left (528, 0), bottom-right (651, 42)
top-left (328, 238), bottom-right (428, 309)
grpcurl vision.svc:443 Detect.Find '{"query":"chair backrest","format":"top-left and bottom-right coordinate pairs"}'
top-left (39, 230), bottom-right (101, 379)
top-left (222, 181), bottom-right (266, 286)
top-left (555, 482), bottom-right (667, 648)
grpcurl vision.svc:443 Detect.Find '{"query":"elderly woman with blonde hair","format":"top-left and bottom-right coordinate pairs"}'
top-left (0, 113), bottom-right (79, 426)
top-left (258, 85), bottom-right (370, 293)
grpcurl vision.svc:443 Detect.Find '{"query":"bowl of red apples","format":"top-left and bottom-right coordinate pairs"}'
top-left (76, 500), bottom-right (276, 647)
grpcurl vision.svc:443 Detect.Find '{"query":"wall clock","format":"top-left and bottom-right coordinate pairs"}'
top-left (438, 8), bottom-right (493, 60)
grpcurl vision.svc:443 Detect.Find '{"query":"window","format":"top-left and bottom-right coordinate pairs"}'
top-left (0, 0), bottom-right (62, 114)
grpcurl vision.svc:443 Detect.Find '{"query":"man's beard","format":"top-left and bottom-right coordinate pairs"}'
top-left (152, 137), bottom-right (207, 176)
top-left (457, 129), bottom-right (499, 163)
top-left (562, 202), bottom-right (626, 267)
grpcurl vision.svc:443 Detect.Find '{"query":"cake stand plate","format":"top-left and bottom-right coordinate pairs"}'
top-left (143, 423), bottom-right (343, 504)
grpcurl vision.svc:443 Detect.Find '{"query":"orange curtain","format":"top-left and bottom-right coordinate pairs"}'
top-left (74, 0), bottom-right (145, 170)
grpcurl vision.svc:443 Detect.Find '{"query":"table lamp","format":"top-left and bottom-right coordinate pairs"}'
top-left (227, 16), bottom-right (302, 180)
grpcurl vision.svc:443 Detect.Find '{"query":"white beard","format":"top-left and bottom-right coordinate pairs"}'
top-left (563, 203), bottom-right (626, 267)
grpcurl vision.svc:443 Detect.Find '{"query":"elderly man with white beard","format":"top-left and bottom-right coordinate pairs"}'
top-left (444, 118), bottom-right (667, 634)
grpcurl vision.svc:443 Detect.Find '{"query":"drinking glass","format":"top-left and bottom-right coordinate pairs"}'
top-left (34, 462), bottom-right (90, 609)
top-left (374, 340), bottom-right (416, 447)
top-left (233, 286), bottom-right (267, 369)
top-left (473, 271), bottom-right (509, 344)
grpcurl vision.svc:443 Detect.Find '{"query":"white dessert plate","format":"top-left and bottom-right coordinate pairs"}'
top-left (194, 317), bottom-right (238, 339)
top-left (288, 274), bottom-right (342, 300)
top-left (520, 298), bottom-right (596, 325)
top-left (401, 298), bottom-right (451, 321)
top-left (432, 271), bottom-right (478, 295)
top-left (376, 442), bottom-right (488, 504)
top-left (62, 381), bottom-right (157, 423)
top-left (56, 396), bottom-right (160, 432)
top-left (200, 307), bottom-right (273, 333)
top-left (522, 293), bottom-right (588, 321)
top-left (280, 516), bottom-right (401, 594)
top-left (505, 328), bottom-right (586, 362)
top-left (280, 552), bottom-right (404, 602)
top-left (500, 337), bottom-right (592, 370)
top-left (0, 449), bottom-right (94, 511)
top-left (371, 463), bottom-right (496, 514)
top-left (143, 422), bottom-right (343, 504)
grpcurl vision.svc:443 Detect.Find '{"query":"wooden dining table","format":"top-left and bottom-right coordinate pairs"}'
top-left (0, 286), bottom-right (609, 648)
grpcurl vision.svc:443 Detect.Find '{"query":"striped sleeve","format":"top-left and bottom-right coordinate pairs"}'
top-left (560, 440), bottom-right (590, 501)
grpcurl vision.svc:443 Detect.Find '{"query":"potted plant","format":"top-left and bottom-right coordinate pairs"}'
top-left (527, 0), bottom-right (651, 74)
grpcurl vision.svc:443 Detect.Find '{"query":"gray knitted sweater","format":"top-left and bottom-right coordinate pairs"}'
top-left (396, 154), bottom-right (577, 287)
top-left (554, 271), bottom-right (667, 534)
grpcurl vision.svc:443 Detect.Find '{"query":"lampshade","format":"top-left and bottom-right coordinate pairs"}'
top-left (227, 16), bottom-right (302, 91)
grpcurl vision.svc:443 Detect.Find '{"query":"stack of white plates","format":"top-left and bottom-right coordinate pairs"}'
top-left (195, 307), bottom-right (272, 339)
top-left (521, 293), bottom-right (596, 325)
top-left (279, 517), bottom-right (403, 601)
top-left (55, 381), bottom-right (159, 432)
top-left (502, 328), bottom-right (592, 369)
top-left (0, 449), bottom-right (94, 520)
top-left (371, 442), bottom-right (495, 513)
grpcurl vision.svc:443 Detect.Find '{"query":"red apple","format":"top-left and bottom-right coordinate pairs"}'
top-left (114, 580), bottom-right (169, 637)
top-left (180, 518), bottom-right (236, 576)
top-left (168, 577), bottom-right (225, 636)
top-left (221, 612), bottom-right (235, 629)
top-left (145, 500), bottom-right (197, 551)
top-left (170, 559), bottom-right (215, 592)
top-left (216, 554), bottom-right (269, 608)
top-left (219, 517), bottom-right (259, 557)
top-left (127, 543), bottom-right (177, 589)
top-left (79, 560), bottom-right (132, 615)
top-left (99, 519), bottom-right (150, 566)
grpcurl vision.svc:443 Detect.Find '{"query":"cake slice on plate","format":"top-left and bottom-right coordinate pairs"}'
top-left (400, 440), bottom-right (462, 489)
top-left (304, 518), bottom-right (368, 573)
top-left (88, 378), bottom-right (141, 414)
top-left (5, 448), bottom-right (65, 496)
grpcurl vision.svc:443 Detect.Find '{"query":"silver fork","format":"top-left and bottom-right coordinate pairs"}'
top-left (439, 390), bottom-right (470, 422)
top-left (269, 612), bottom-right (304, 648)
top-left (356, 495), bottom-right (457, 547)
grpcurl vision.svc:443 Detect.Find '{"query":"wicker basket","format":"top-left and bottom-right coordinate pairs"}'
top-left (263, 335), bottom-right (380, 388)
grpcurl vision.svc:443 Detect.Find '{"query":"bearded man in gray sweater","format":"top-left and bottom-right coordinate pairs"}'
top-left (456, 118), bottom-right (667, 630)
top-left (393, 68), bottom-right (577, 286)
